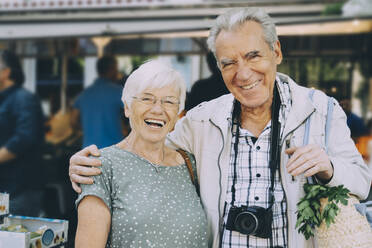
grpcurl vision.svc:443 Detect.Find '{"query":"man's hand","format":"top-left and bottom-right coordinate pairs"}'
top-left (69, 145), bottom-right (102, 193)
top-left (285, 144), bottom-right (333, 182)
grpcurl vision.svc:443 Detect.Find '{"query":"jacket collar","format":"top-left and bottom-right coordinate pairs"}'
top-left (279, 73), bottom-right (315, 139)
top-left (209, 73), bottom-right (315, 140)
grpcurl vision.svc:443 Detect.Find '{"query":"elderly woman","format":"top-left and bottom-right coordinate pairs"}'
top-left (75, 60), bottom-right (208, 248)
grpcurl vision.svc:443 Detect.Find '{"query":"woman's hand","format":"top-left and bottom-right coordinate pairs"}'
top-left (69, 145), bottom-right (102, 193)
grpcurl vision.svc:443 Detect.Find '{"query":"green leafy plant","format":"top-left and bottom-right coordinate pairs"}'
top-left (322, 2), bottom-right (345, 16)
top-left (296, 183), bottom-right (350, 240)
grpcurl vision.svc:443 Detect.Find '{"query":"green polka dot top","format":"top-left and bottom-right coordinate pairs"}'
top-left (76, 145), bottom-right (208, 248)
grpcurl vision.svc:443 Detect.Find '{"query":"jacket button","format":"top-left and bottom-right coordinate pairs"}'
top-left (255, 196), bottom-right (259, 201)
top-left (256, 173), bottom-right (261, 177)
top-left (256, 146), bottom-right (260, 150)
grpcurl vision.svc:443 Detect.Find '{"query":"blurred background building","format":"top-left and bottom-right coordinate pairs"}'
top-left (1, 0), bottom-right (371, 117)
top-left (1, 0), bottom-right (372, 246)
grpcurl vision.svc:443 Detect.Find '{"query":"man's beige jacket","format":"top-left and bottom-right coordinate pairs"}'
top-left (167, 73), bottom-right (371, 248)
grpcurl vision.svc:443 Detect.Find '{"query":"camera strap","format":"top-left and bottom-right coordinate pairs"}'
top-left (268, 82), bottom-right (281, 209)
top-left (230, 82), bottom-right (281, 209)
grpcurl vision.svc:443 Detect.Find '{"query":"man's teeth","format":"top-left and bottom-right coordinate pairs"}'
top-left (144, 119), bottom-right (165, 127)
top-left (241, 81), bottom-right (259, 90)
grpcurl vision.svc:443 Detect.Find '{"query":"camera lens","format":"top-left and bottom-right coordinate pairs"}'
top-left (235, 212), bottom-right (258, 235)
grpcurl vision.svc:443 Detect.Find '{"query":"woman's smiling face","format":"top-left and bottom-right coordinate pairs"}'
top-left (125, 84), bottom-right (180, 144)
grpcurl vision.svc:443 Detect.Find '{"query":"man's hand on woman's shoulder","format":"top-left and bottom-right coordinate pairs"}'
top-left (69, 144), bottom-right (102, 193)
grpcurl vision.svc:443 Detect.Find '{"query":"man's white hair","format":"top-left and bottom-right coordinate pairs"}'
top-left (207, 7), bottom-right (278, 57)
top-left (121, 59), bottom-right (186, 114)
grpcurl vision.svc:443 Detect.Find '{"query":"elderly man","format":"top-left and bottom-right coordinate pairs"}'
top-left (69, 8), bottom-right (370, 248)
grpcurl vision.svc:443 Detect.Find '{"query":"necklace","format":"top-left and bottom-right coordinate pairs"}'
top-left (122, 138), bottom-right (166, 165)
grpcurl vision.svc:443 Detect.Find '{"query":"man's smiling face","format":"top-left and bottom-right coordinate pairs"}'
top-left (215, 21), bottom-right (282, 111)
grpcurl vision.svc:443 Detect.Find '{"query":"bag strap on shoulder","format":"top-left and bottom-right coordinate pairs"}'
top-left (303, 90), bottom-right (334, 184)
top-left (303, 90), bottom-right (334, 149)
top-left (325, 96), bottom-right (334, 154)
top-left (303, 89), bottom-right (316, 146)
top-left (176, 149), bottom-right (195, 185)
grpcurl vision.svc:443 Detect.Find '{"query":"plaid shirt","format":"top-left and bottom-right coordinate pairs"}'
top-left (221, 79), bottom-right (292, 248)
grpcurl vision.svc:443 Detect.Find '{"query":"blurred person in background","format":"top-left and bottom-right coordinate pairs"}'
top-left (339, 97), bottom-right (369, 163)
top-left (71, 56), bottom-right (126, 149)
top-left (339, 97), bottom-right (368, 139)
top-left (185, 51), bottom-right (228, 111)
top-left (356, 119), bottom-right (372, 202)
top-left (74, 60), bottom-right (207, 247)
top-left (0, 50), bottom-right (44, 216)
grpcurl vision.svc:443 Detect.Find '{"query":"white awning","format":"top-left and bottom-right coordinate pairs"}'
top-left (0, 2), bottom-right (371, 40)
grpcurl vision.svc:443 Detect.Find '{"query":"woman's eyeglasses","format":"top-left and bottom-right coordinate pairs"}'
top-left (132, 94), bottom-right (180, 109)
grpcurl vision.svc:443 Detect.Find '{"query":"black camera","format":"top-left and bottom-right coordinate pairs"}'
top-left (226, 205), bottom-right (273, 238)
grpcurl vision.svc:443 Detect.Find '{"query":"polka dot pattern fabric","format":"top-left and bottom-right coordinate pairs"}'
top-left (76, 146), bottom-right (208, 248)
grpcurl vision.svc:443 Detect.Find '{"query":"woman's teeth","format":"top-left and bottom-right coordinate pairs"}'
top-left (241, 81), bottom-right (259, 90)
top-left (144, 119), bottom-right (165, 128)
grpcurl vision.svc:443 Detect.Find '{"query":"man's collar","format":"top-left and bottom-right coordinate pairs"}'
top-left (213, 73), bottom-right (316, 140)
top-left (275, 74), bottom-right (292, 109)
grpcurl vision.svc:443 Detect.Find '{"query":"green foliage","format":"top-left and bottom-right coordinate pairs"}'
top-left (322, 2), bottom-right (345, 16)
top-left (296, 183), bottom-right (350, 240)
top-left (278, 58), bottom-right (350, 95)
top-left (131, 55), bottom-right (155, 71)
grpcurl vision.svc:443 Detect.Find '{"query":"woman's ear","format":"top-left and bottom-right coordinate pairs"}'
top-left (124, 104), bottom-right (130, 118)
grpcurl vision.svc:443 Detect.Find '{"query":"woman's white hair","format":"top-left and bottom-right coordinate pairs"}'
top-left (121, 59), bottom-right (186, 114)
top-left (207, 8), bottom-right (278, 56)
